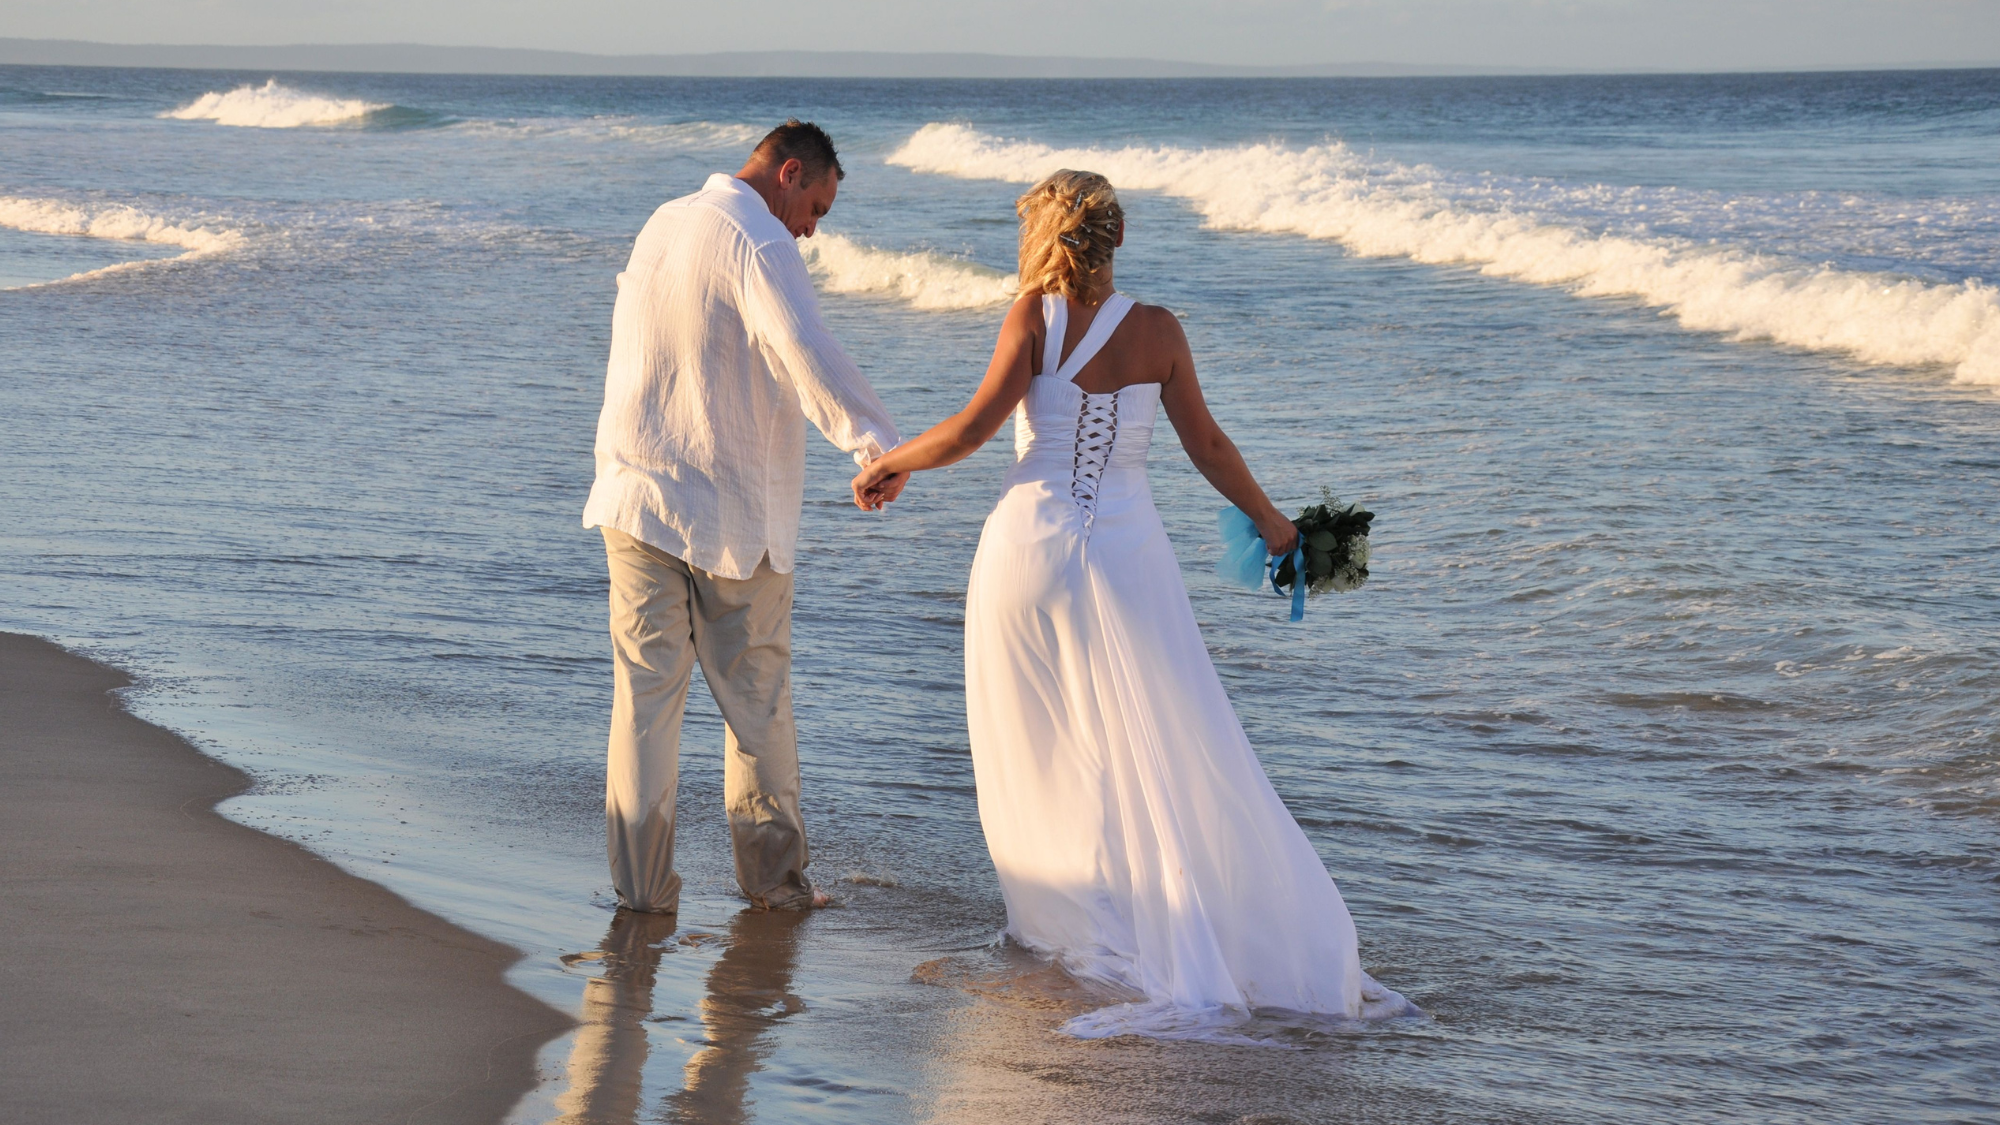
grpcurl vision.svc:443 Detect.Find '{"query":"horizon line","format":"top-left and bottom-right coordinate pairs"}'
top-left (4, 38), bottom-right (1998, 80)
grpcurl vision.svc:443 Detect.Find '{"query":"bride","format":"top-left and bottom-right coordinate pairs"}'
top-left (852, 170), bottom-right (1416, 1041)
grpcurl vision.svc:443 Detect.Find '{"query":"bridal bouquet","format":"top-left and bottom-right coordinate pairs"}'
top-left (1217, 488), bottom-right (1373, 620)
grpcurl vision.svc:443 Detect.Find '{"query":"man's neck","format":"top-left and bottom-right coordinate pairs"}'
top-left (734, 166), bottom-right (781, 216)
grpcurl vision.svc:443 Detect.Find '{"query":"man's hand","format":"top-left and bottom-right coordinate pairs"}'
top-left (869, 471), bottom-right (910, 507)
top-left (851, 465), bottom-right (910, 511)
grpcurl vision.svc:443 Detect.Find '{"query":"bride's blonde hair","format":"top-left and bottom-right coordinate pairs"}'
top-left (1016, 170), bottom-right (1123, 303)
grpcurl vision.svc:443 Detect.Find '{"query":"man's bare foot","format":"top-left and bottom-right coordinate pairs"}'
top-left (752, 887), bottom-right (832, 911)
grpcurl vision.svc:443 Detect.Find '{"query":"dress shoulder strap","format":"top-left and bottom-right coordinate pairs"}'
top-left (1040, 294), bottom-right (1067, 379)
top-left (1051, 293), bottom-right (1135, 383)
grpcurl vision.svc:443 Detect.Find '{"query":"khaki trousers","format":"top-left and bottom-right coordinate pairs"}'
top-left (601, 527), bottom-right (812, 913)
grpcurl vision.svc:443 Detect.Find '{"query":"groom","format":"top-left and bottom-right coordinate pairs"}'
top-left (582, 120), bottom-right (904, 914)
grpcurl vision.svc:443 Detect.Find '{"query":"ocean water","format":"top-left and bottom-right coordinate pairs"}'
top-left (2, 63), bottom-right (1997, 1123)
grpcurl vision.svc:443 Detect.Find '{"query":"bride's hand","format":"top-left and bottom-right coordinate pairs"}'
top-left (1258, 514), bottom-right (1300, 556)
top-left (851, 464), bottom-right (909, 511)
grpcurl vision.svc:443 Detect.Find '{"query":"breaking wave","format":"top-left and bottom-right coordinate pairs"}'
top-left (164, 79), bottom-right (392, 128)
top-left (889, 123), bottom-right (2000, 388)
top-left (803, 232), bottom-right (1016, 310)
top-left (0, 195), bottom-right (245, 285)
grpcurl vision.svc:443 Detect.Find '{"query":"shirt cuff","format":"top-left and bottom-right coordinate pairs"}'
top-left (851, 435), bottom-right (894, 468)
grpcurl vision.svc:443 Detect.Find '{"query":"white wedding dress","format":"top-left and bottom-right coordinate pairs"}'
top-left (963, 293), bottom-right (1418, 1042)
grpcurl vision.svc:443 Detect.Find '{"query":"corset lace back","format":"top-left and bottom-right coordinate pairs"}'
top-left (1070, 392), bottom-right (1120, 530)
top-left (1009, 293), bottom-right (1158, 537)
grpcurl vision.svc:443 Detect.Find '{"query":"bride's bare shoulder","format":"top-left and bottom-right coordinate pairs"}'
top-left (1127, 301), bottom-right (1190, 350)
top-left (994, 292), bottom-right (1048, 371)
top-left (1004, 291), bottom-right (1046, 330)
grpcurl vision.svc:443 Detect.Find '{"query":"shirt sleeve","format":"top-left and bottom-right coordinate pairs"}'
top-left (741, 239), bottom-right (902, 467)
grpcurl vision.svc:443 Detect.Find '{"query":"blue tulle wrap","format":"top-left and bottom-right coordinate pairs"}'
top-left (1216, 506), bottom-right (1308, 621)
top-left (1216, 506), bottom-right (1270, 591)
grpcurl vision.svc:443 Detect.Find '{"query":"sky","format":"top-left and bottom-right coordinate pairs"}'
top-left (5, 0), bottom-right (1999, 70)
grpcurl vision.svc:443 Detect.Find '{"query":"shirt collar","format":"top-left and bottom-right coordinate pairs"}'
top-left (710, 173), bottom-right (766, 210)
top-left (708, 173), bottom-right (792, 243)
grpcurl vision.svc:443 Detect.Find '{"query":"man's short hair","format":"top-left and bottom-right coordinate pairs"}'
top-left (751, 119), bottom-right (845, 184)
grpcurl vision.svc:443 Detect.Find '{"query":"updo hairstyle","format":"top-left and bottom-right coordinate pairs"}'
top-left (1016, 170), bottom-right (1124, 304)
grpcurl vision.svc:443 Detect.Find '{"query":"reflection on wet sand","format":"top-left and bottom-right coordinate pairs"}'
top-left (667, 910), bottom-right (806, 1125)
top-left (911, 948), bottom-right (1445, 1125)
top-left (553, 909), bottom-right (679, 1124)
top-left (551, 907), bottom-right (804, 1125)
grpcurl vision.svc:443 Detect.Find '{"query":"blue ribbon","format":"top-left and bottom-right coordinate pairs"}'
top-left (1220, 506), bottom-right (1307, 622)
top-left (1268, 545), bottom-right (1307, 623)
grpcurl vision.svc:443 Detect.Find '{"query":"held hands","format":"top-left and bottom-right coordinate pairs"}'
top-left (851, 462), bottom-right (910, 511)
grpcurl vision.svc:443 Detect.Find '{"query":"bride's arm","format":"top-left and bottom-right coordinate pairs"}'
top-left (851, 295), bottom-right (1041, 509)
top-left (1155, 310), bottom-right (1302, 555)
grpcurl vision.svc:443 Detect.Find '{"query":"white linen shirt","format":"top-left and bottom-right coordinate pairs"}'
top-left (582, 174), bottom-right (900, 580)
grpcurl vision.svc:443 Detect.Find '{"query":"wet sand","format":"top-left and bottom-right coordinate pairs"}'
top-left (0, 633), bottom-right (572, 1124)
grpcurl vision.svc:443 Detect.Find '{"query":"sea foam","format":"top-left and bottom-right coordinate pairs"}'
top-left (164, 79), bottom-right (389, 128)
top-left (455, 118), bottom-right (766, 149)
top-left (803, 232), bottom-right (1015, 310)
top-left (0, 195), bottom-right (245, 285)
top-left (890, 123), bottom-right (2000, 388)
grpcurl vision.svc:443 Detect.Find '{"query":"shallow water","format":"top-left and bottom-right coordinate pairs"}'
top-left (1, 65), bottom-right (1996, 1123)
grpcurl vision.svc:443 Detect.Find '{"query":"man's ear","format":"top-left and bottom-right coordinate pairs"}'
top-left (779, 157), bottom-right (805, 188)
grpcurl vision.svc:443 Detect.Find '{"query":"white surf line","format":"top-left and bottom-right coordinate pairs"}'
top-left (450, 118), bottom-right (767, 149)
top-left (0, 195), bottom-right (246, 288)
top-left (163, 79), bottom-right (389, 128)
top-left (803, 231), bottom-right (1016, 310)
top-left (889, 123), bottom-right (2000, 389)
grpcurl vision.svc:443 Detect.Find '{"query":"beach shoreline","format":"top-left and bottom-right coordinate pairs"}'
top-left (3, 67), bottom-right (1996, 1123)
top-left (0, 631), bottom-right (572, 1125)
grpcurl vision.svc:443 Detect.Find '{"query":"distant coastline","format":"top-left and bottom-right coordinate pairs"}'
top-left (4, 38), bottom-right (1996, 79)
